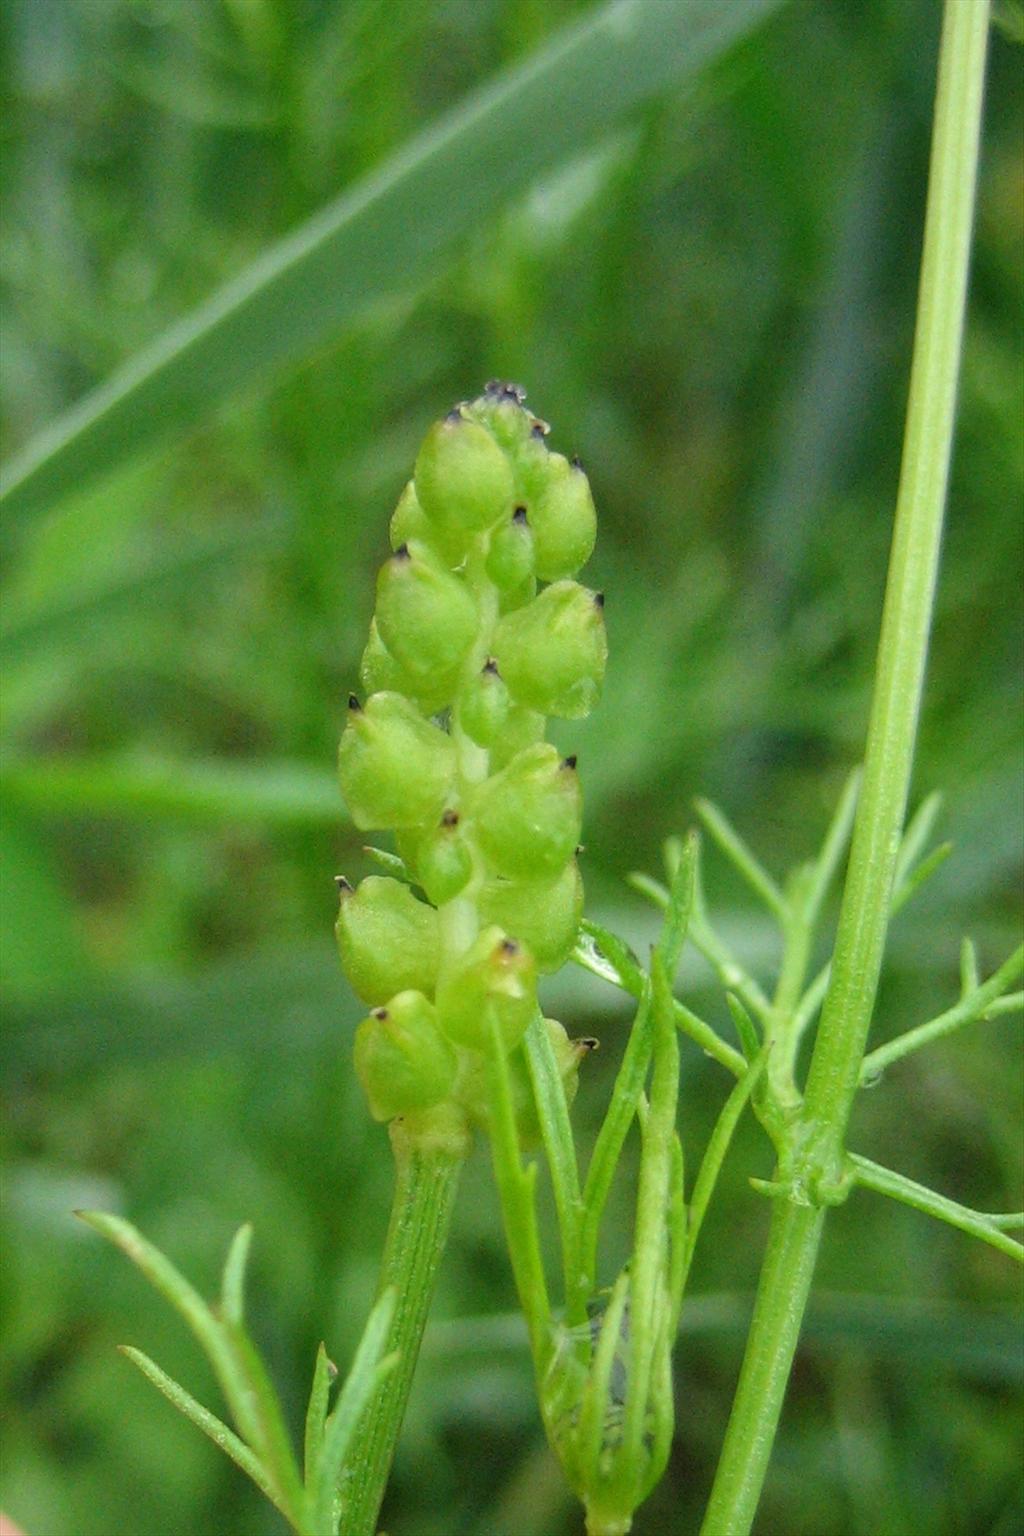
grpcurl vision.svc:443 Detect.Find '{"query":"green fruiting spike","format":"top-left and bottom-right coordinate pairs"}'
top-left (486, 507), bottom-right (535, 593)
top-left (359, 618), bottom-right (455, 715)
top-left (335, 875), bottom-right (441, 1006)
top-left (354, 991), bottom-right (457, 1122)
top-left (338, 691), bottom-right (455, 829)
top-left (435, 926), bottom-right (538, 1052)
top-left (492, 580), bottom-right (607, 719)
top-left (487, 701), bottom-right (546, 771)
top-left (459, 659), bottom-right (510, 748)
top-left (375, 541), bottom-right (480, 683)
top-left (417, 811), bottom-right (474, 906)
top-left (478, 859), bottom-right (584, 974)
top-left (471, 743), bottom-right (582, 881)
top-left (414, 411), bottom-right (516, 540)
top-left (528, 452), bottom-right (597, 581)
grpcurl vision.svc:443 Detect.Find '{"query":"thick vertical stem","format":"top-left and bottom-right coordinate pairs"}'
top-left (340, 1114), bottom-right (468, 1536)
top-left (700, 5), bottom-right (990, 1533)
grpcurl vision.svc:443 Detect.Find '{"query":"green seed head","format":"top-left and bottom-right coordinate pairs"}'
top-left (375, 540), bottom-right (479, 683)
top-left (471, 742), bottom-right (582, 881)
top-left (414, 411), bottom-right (516, 541)
top-left (335, 875), bottom-right (440, 1006)
top-left (338, 691), bottom-right (455, 829)
top-left (527, 452), bottom-right (597, 581)
top-left (478, 859), bottom-right (583, 974)
top-left (354, 991), bottom-right (457, 1122)
top-left (436, 925), bottom-right (538, 1052)
top-left (492, 580), bottom-right (607, 719)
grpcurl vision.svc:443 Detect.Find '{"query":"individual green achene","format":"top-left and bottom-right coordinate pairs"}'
top-left (336, 381), bottom-right (605, 1135)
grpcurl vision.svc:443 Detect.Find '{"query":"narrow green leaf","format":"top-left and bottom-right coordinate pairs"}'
top-left (579, 983), bottom-right (655, 1298)
top-left (848, 1153), bottom-right (1024, 1263)
top-left (578, 917), bottom-right (645, 995)
top-left (77, 1211), bottom-right (224, 1357)
top-left (959, 936), bottom-right (980, 997)
top-left (317, 1289), bottom-right (398, 1535)
top-left (486, 1025), bottom-right (553, 1370)
top-left (655, 828), bottom-right (698, 982)
top-left (0, 0), bottom-right (784, 524)
top-left (79, 1212), bottom-right (306, 1526)
top-left (693, 800), bottom-right (788, 923)
top-left (221, 1224), bottom-right (254, 1328)
top-left (576, 1269), bottom-right (631, 1484)
top-left (1, 755), bottom-right (342, 828)
top-left (893, 791), bottom-right (944, 892)
top-left (119, 1347), bottom-right (290, 1520)
top-left (860, 942), bottom-right (1024, 1082)
top-left (221, 1319), bottom-right (307, 1522)
top-left (725, 993), bottom-right (761, 1064)
top-left (890, 840), bottom-right (953, 915)
top-left (680, 1049), bottom-right (769, 1300)
top-left (304, 1344), bottom-right (334, 1501)
top-left (524, 1014), bottom-right (584, 1321)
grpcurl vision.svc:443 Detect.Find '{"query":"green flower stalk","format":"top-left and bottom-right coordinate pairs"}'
top-left (335, 382), bottom-right (605, 1534)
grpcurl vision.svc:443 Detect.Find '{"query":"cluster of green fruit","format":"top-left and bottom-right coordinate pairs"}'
top-left (336, 383), bottom-right (606, 1133)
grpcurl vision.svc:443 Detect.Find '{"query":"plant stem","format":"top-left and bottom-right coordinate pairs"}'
top-left (700, 4), bottom-right (990, 1533)
top-left (339, 1113), bottom-right (468, 1536)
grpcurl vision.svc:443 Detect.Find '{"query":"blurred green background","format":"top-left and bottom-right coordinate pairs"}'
top-left (1, 1), bottom-right (1021, 1533)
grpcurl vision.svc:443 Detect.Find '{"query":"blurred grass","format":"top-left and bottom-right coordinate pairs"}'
top-left (1, 1), bottom-right (1021, 1534)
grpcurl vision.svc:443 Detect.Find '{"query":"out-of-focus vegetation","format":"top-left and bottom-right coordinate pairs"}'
top-left (1, 1), bottom-right (1021, 1533)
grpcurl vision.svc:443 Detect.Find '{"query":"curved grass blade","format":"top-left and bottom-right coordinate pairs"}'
top-left (0, 0), bottom-right (784, 524)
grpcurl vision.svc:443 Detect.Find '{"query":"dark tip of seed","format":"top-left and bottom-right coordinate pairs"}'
top-left (530, 417), bottom-right (550, 439)
top-left (571, 454), bottom-right (583, 470)
top-left (512, 505), bottom-right (529, 524)
top-left (393, 542), bottom-right (411, 561)
top-left (577, 1037), bottom-right (600, 1052)
top-left (445, 406), bottom-right (464, 424)
top-left (594, 591), bottom-right (605, 609)
top-left (334, 875), bottom-right (353, 893)
top-left (483, 657), bottom-right (499, 675)
top-left (485, 380), bottom-right (526, 404)
top-left (372, 1008), bottom-right (389, 1021)
top-left (562, 755), bottom-right (578, 771)
top-left (348, 693), bottom-right (362, 711)
top-left (441, 809), bottom-right (459, 828)
top-left (499, 938), bottom-right (520, 956)
top-left (575, 844), bottom-right (586, 857)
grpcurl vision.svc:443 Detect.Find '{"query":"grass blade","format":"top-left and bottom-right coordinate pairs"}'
top-left (1, 755), bottom-right (342, 828)
top-left (304, 1345), bottom-right (334, 1499)
top-left (0, 0), bottom-right (784, 523)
